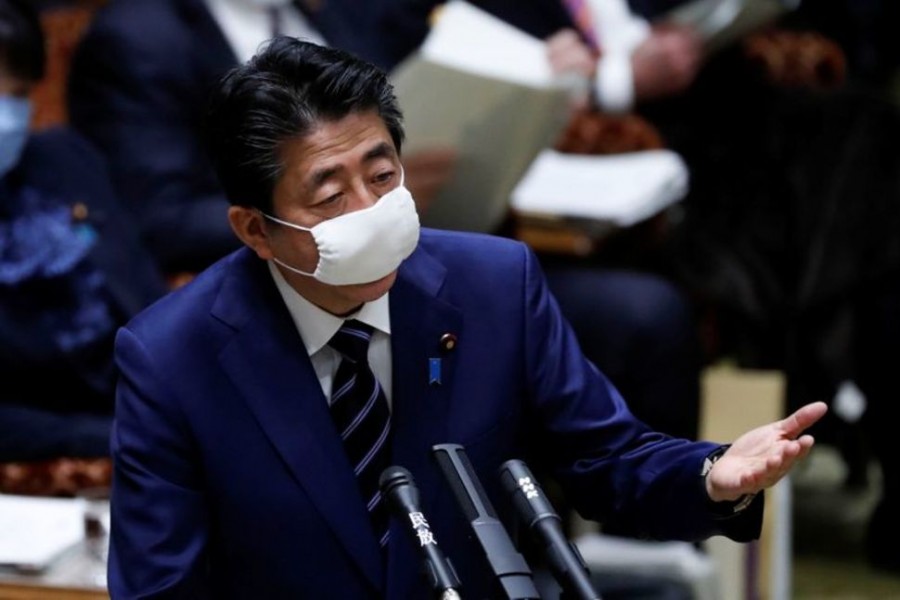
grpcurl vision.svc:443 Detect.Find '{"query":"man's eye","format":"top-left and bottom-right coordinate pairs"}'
top-left (374, 171), bottom-right (395, 184)
top-left (318, 194), bottom-right (342, 206)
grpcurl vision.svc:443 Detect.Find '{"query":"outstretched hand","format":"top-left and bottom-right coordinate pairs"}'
top-left (706, 402), bottom-right (828, 502)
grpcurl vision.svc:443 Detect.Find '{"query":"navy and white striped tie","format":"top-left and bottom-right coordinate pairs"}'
top-left (328, 320), bottom-right (392, 549)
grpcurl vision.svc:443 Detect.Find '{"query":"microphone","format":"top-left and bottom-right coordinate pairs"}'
top-left (499, 460), bottom-right (601, 600)
top-left (432, 444), bottom-right (540, 600)
top-left (379, 466), bottom-right (462, 600)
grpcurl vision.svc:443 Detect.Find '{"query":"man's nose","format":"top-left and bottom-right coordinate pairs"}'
top-left (349, 183), bottom-right (381, 211)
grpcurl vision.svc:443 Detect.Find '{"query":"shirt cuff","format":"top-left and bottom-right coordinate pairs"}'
top-left (593, 53), bottom-right (635, 114)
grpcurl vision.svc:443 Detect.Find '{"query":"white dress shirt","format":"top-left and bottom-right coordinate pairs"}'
top-left (204, 0), bottom-right (327, 64)
top-left (587, 0), bottom-right (651, 113)
top-left (268, 262), bottom-right (394, 406)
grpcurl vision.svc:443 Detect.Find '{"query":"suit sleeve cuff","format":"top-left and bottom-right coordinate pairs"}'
top-left (702, 445), bottom-right (762, 518)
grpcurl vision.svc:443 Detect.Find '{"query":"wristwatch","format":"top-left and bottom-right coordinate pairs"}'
top-left (702, 445), bottom-right (758, 516)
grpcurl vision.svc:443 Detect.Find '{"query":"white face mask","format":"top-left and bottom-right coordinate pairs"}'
top-left (0, 96), bottom-right (31, 178)
top-left (262, 182), bottom-right (421, 285)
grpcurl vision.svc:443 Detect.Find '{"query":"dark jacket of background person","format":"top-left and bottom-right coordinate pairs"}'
top-left (67, 0), bottom-right (390, 275)
top-left (0, 128), bottom-right (168, 460)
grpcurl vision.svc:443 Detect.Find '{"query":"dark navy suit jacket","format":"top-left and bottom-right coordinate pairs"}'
top-left (68, 0), bottom-right (390, 274)
top-left (109, 228), bottom-right (760, 598)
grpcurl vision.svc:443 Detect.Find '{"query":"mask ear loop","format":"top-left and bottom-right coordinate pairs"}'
top-left (256, 209), bottom-right (319, 278)
top-left (259, 210), bottom-right (314, 232)
top-left (270, 255), bottom-right (317, 278)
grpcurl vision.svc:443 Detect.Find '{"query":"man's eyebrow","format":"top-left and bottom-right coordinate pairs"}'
top-left (363, 142), bottom-right (397, 162)
top-left (306, 142), bottom-right (397, 189)
top-left (309, 165), bottom-right (342, 188)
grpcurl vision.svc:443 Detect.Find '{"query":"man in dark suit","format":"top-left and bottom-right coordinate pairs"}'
top-left (108, 38), bottom-right (826, 598)
top-left (0, 0), bottom-right (168, 461)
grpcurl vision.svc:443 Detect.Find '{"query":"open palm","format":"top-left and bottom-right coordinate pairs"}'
top-left (706, 402), bottom-right (828, 502)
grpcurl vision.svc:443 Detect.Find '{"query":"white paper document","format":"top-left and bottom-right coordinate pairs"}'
top-left (510, 149), bottom-right (689, 227)
top-left (418, 0), bottom-right (558, 88)
top-left (390, 0), bottom-right (574, 233)
top-left (0, 494), bottom-right (84, 571)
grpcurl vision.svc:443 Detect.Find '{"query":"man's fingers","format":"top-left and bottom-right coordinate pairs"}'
top-left (780, 401), bottom-right (828, 438)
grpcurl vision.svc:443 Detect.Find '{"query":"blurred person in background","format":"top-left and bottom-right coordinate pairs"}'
top-left (0, 0), bottom-right (167, 462)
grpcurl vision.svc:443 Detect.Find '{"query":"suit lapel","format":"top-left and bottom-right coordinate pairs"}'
top-left (213, 252), bottom-right (383, 592)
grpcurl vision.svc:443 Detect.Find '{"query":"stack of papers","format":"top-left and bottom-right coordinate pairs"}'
top-left (511, 149), bottom-right (689, 227)
top-left (0, 494), bottom-right (84, 572)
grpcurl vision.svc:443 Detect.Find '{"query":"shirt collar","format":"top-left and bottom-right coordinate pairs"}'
top-left (268, 261), bottom-right (391, 357)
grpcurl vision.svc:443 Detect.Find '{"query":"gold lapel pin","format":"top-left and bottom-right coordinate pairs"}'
top-left (440, 333), bottom-right (457, 353)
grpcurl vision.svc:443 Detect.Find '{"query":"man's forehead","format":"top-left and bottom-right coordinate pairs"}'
top-left (286, 113), bottom-right (397, 181)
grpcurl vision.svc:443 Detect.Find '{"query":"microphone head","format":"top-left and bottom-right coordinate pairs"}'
top-left (379, 465), bottom-right (421, 510)
top-left (499, 459), bottom-right (559, 526)
top-left (379, 465), bottom-right (413, 491)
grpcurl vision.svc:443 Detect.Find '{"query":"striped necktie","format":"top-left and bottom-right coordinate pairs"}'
top-left (328, 320), bottom-right (392, 549)
top-left (561, 0), bottom-right (601, 54)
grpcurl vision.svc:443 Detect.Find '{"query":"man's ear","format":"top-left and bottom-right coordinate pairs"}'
top-left (228, 206), bottom-right (274, 260)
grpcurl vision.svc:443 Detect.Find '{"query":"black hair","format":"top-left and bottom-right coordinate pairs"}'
top-left (204, 37), bottom-right (405, 211)
top-left (0, 0), bottom-right (46, 82)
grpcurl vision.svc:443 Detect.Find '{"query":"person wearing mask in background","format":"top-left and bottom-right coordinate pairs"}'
top-left (106, 37), bottom-right (828, 598)
top-left (0, 0), bottom-right (168, 462)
